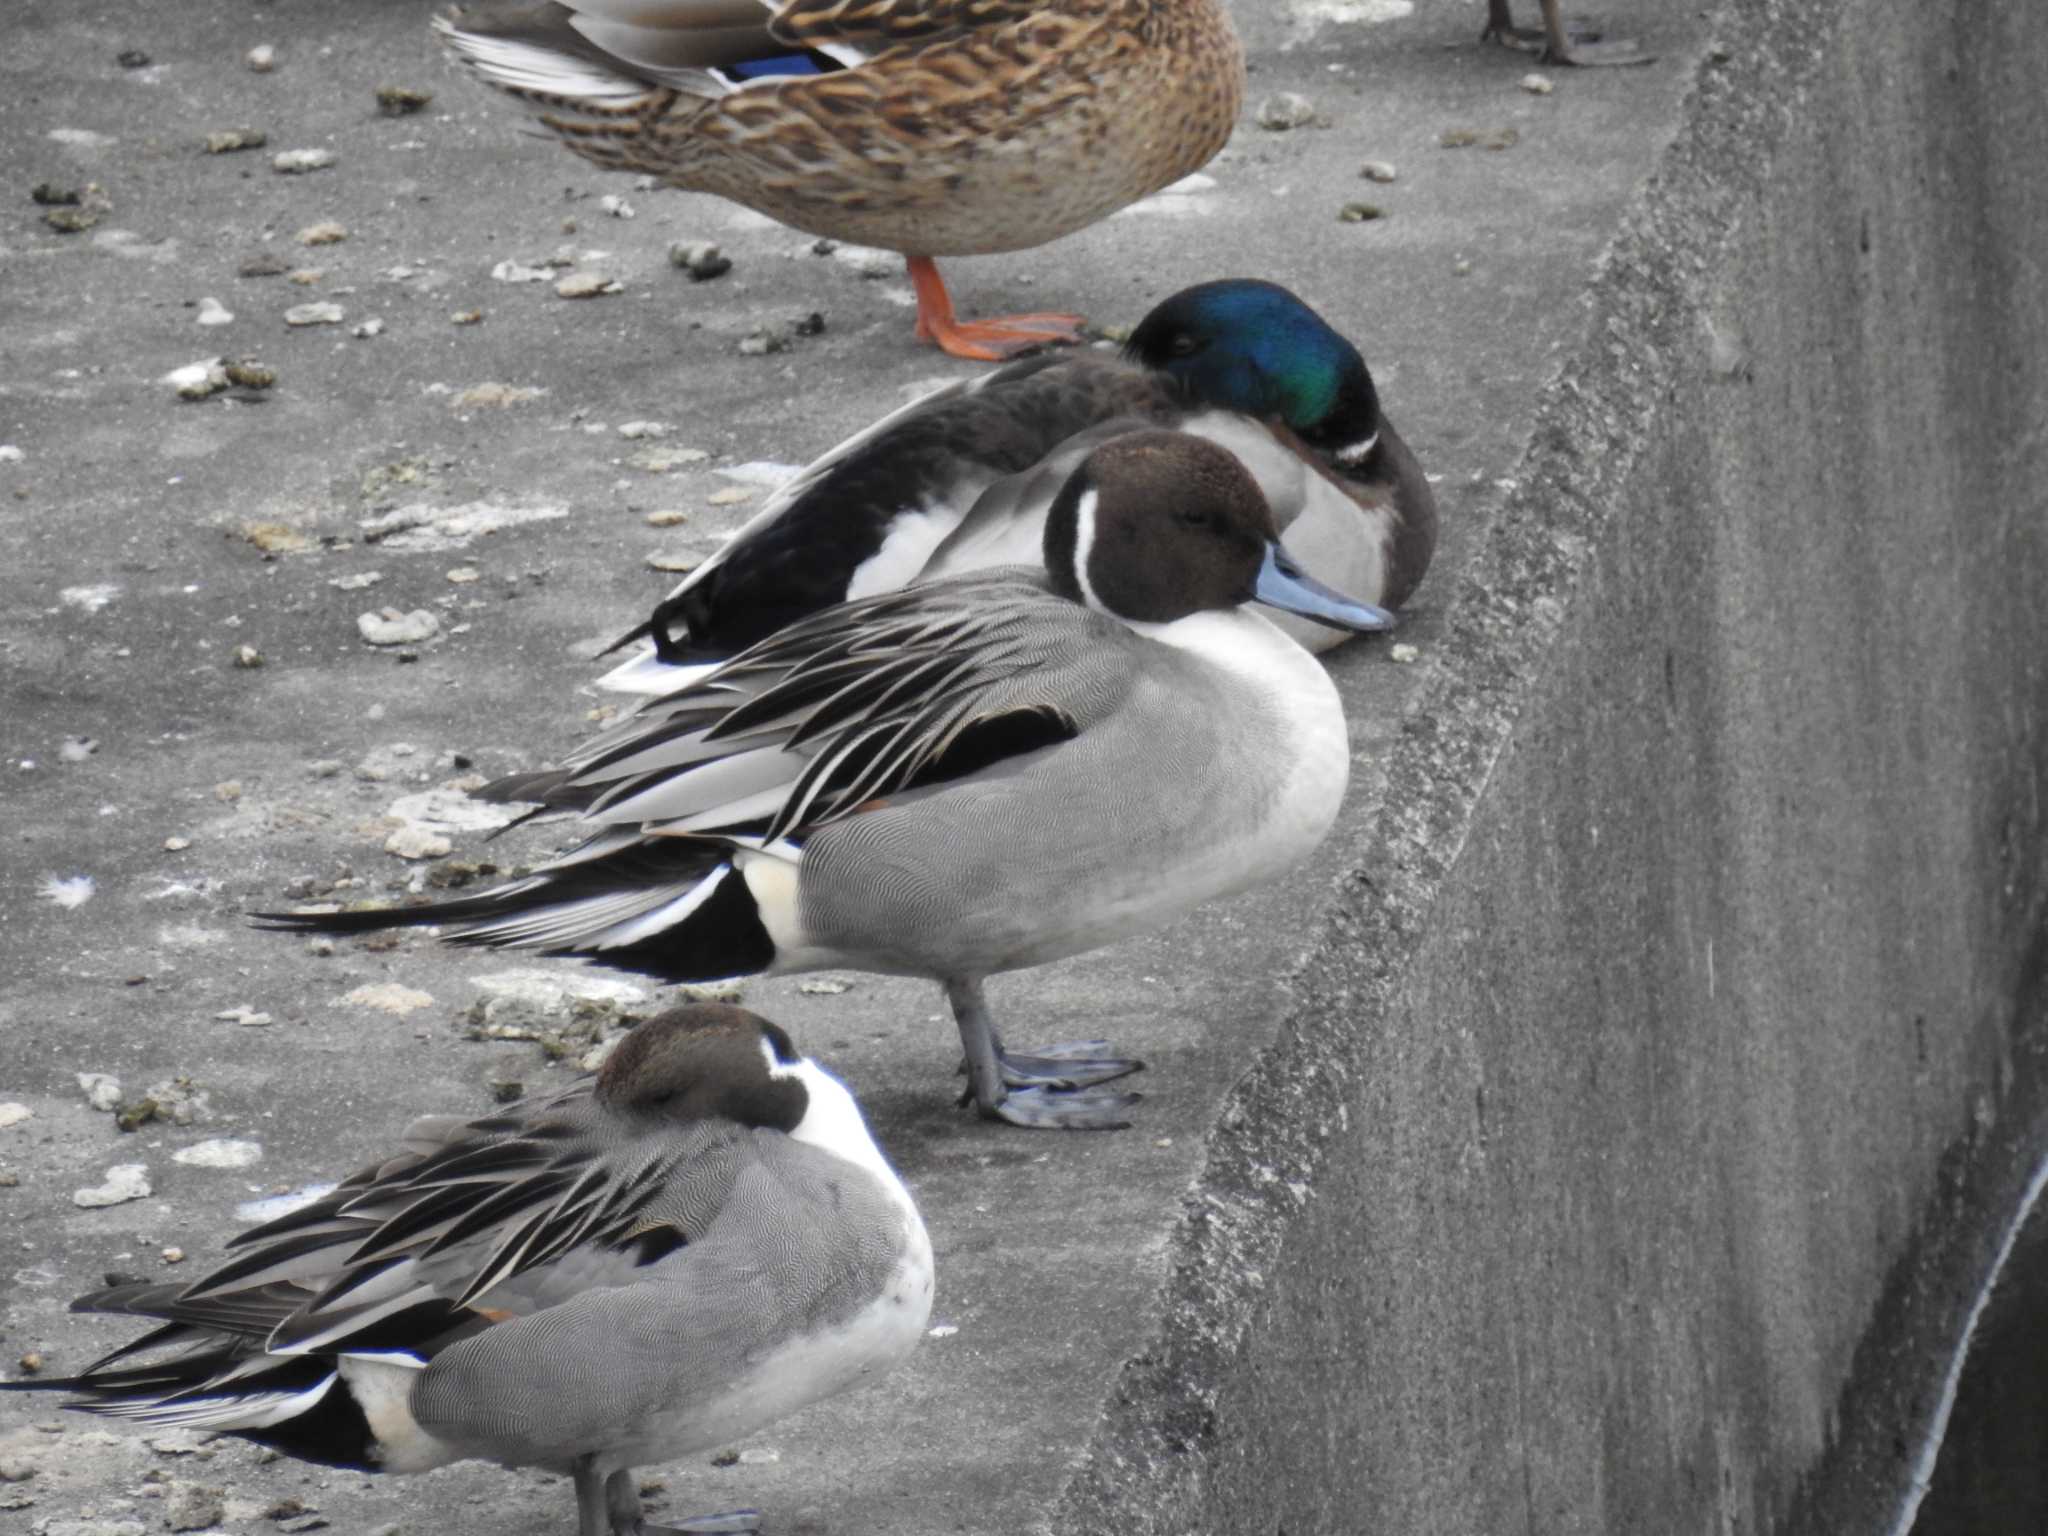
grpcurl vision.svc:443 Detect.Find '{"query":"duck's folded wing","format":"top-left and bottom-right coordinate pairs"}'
top-left (921, 416), bottom-right (1152, 579)
top-left (599, 351), bottom-right (1149, 683)
top-left (553, 572), bottom-right (1134, 846)
top-left (140, 1097), bottom-right (749, 1358)
top-left (436, 1), bottom-right (781, 102)
top-left (769, 0), bottom-right (1049, 49)
top-left (259, 577), bottom-right (1140, 966)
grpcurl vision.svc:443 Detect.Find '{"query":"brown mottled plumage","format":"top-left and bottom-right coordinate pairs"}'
top-left (435, 0), bottom-right (1246, 357)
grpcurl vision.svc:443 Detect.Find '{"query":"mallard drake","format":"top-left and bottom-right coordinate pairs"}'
top-left (433, 0), bottom-right (1247, 360)
top-left (261, 434), bottom-right (1391, 1130)
top-left (1481, 0), bottom-right (1651, 65)
top-left (3, 1005), bottom-right (930, 1536)
top-left (597, 277), bottom-right (1438, 695)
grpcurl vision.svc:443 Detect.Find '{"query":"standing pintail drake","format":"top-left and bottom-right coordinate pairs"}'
top-left (598, 278), bottom-right (1438, 697)
top-left (261, 435), bottom-right (1391, 1130)
top-left (3, 1005), bottom-right (931, 1536)
top-left (430, 0), bottom-right (1246, 360)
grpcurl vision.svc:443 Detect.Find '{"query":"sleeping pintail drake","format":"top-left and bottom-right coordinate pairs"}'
top-left (432, 0), bottom-right (1246, 360)
top-left (1480, 0), bottom-right (1651, 65)
top-left (260, 434), bottom-right (1391, 1131)
top-left (598, 277), bottom-right (1438, 698)
top-left (3, 1005), bottom-right (930, 1536)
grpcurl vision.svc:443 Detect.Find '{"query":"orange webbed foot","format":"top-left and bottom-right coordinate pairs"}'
top-left (906, 256), bottom-right (1088, 362)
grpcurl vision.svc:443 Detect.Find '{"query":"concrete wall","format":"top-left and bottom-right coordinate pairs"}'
top-left (1059, 0), bottom-right (2048, 1529)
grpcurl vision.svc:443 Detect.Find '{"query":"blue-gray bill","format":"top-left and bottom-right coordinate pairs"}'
top-left (1253, 543), bottom-right (1396, 633)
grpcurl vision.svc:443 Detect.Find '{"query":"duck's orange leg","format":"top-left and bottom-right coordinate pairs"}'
top-left (906, 256), bottom-right (1087, 362)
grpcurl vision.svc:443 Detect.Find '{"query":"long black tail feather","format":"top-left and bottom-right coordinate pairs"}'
top-left (252, 835), bottom-right (774, 984)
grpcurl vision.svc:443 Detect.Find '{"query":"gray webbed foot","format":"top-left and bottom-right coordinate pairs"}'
top-left (982, 1082), bottom-right (1142, 1131)
top-left (1542, 30), bottom-right (1654, 65)
top-left (1480, 19), bottom-right (1549, 50)
top-left (600, 1463), bottom-right (761, 1536)
top-left (638, 1513), bottom-right (762, 1536)
top-left (1482, 0), bottom-right (1653, 65)
top-left (974, 1038), bottom-right (1146, 1090)
top-left (945, 977), bottom-right (1144, 1131)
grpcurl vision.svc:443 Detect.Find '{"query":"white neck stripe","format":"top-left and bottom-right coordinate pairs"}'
top-left (1334, 430), bottom-right (1379, 467)
top-left (761, 1033), bottom-right (800, 1081)
top-left (1070, 487), bottom-right (1107, 613)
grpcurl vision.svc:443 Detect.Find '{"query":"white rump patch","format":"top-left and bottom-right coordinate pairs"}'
top-left (340, 1354), bottom-right (456, 1473)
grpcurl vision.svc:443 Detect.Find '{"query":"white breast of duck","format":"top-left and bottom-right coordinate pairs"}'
top-left (598, 1034), bottom-right (932, 1470)
top-left (1125, 605), bottom-right (1352, 898)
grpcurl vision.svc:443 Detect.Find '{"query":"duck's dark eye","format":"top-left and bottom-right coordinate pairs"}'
top-left (1167, 332), bottom-right (1201, 358)
top-left (1174, 505), bottom-right (1211, 528)
top-left (647, 1089), bottom-right (677, 1107)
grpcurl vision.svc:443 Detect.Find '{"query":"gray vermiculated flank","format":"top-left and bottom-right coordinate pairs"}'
top-left (414, 1127), bottom-right (911, 1469)
top-left (794, 609), bottom-right (1276, 978)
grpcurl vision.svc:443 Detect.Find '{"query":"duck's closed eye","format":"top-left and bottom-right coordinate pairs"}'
top-left (1174, 506), bottom-right (1211, 528)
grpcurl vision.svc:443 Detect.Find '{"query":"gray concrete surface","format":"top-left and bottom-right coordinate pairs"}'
top-left (2, 0), bottom-right (2039, 1533)
top-left (1050, 0), bottom-right (2048, 1532)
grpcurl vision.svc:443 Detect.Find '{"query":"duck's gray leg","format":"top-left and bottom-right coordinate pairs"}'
top-left (604, 1469), bottom-right (760, 1536)
top-left (1480, 0), bottom-right (1549, 49)
top-left (945, 978), bottom-right (1142, 1131)
top-left (574, 1458), bottom-right (609, 1536)
top-left (1482, 0), bottom-right (1653, 64)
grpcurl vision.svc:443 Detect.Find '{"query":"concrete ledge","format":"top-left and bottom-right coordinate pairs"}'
top-left (4, 2), bottom-right (2044, 1534)
top-left (1061, 0), bottom-right (2048, 1529)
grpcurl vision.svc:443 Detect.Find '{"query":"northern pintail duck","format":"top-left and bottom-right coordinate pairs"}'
top-left (600, 278), bottom-right (1437, 696)
top-left (263, 434), bottom-right (1390, 1129)
top-left (1480, 0), bottom-right (1650, 64)
top-left (4, 1005), bottom-right (930, 1536)
top-left (433, 0), bottom-right (1246, 360)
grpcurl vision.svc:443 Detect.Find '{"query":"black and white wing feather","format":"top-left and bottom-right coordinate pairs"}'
top-left (258, 570), bottom-right (1139, 971)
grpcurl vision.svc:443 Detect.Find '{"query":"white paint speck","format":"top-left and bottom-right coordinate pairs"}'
top-left (358, 500), bottom-right (569, 553)
top-left (40, 874), bottom-right (95, 909)
top-left (470, 969), bottom-right (648, 1008)
top-left (1287, 0), bottom-right (1412, 24)
top-left (60, 584), bottom-right (121, 613)
top-left (717, 461), bottom-right (804, 489)
top-left (74, 1164), bottom-right (152, 1209)
top-left (173, 1138), bottom-right (263, 1169)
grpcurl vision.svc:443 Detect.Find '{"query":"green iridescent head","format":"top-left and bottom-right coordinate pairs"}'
top-left (1123, 279), bottom-right (1382, 465)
